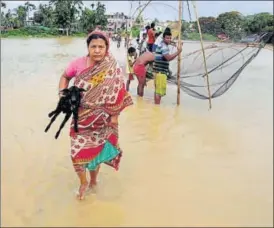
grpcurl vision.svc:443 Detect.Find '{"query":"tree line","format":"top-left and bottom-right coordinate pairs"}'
top-left (1, 1), bottom-right (273, 40)
top-left (182, 11), bottom-right (273, 40)
top-left (1, 0), bottom-right (108, 35)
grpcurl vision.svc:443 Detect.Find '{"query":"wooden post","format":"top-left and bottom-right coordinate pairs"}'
top-left (177, 1), bottom-right (182, 105)
top-left (192, 1), bottom-right (212, 109)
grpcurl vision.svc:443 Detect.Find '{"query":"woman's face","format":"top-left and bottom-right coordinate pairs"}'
top-left (88, 38), bottom-right (107, 62)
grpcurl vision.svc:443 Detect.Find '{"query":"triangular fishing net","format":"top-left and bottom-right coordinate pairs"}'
top-left (128, 0), bottom-right (269, 101)
top-left (167, 43), bottom-right (263, 99)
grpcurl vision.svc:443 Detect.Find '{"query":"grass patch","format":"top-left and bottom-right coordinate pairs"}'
top-left (1, 28), bottom-right (217, 42)
top-left (0, 26), bottom-right (87, 38)
top-left (183, 32), bottom-right (217, 41)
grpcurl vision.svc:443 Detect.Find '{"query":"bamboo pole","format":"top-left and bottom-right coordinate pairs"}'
top-left (126, 1), bottom-right (152, 57)
top-left (177, 1), bottom-right (182, 105)
top-left (192, 1), bottom-right (212, 109)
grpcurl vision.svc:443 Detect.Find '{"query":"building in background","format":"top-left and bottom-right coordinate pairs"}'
top-left (106, 12), bottom-right (133, 32)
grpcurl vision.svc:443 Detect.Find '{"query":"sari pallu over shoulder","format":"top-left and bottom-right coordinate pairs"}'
top-left (75, 53), bottom-right (132, 116)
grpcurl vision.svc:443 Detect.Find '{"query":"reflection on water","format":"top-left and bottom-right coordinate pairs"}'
top-left (1, 38), bottom-right (273, 227)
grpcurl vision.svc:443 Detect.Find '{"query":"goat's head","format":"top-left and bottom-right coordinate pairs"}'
top-left (69, 86), bottom-right (86, 106)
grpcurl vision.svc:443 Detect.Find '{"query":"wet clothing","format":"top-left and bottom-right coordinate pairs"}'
top-left (147, 28), bottom-right (155, 44)
top-left (126, 55), bottom-right (135, 81)
top-left (153, 41), bottom-right (170, 75)
top-left (133, 63), bottom-right (147, 79)
top-left (147, 43), bottom-right (153, 52)
top-left (155, 72), bottom-right (167, 96)
top-left (65, 30), bottom-right (133, 173)
top-left (153, 41), bottom-right (170, 96)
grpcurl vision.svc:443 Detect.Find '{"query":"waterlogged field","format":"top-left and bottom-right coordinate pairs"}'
top-left (1, 37), bottom-right (273, 227)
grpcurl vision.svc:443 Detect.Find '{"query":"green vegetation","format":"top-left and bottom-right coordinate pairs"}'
top-left (131, 26), bottom-right (140, 38)
top-left (0, 26), bottom-right (86, 38)
top-left (183, 32), bottom-right (217, 41)
top-left (182, 11), bottom-right (273, 41)
top-left (1, 0), bottom-right (108, 37)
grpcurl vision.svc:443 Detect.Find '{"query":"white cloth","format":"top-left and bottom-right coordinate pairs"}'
top-left (155, 33), bottom-right (163, 46)
top-left (139, 40), bottom-right (147, 53)
top-left (139, 28), bottom-right (147, 39)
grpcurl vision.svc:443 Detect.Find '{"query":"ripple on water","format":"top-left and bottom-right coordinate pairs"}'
top-left (1, 38), bottom-right (273, 227)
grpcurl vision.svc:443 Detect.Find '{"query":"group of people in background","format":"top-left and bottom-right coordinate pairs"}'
top-left (126, 22), bottom-right (182, 104)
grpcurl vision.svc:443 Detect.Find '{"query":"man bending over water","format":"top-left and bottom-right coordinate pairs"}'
top-left (133, 52), bottom-right (155, 97)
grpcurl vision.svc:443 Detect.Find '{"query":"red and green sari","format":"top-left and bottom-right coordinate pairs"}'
top-left (70, 52), bottom-right (133, 173)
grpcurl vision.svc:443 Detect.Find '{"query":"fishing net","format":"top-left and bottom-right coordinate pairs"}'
top-left (128, 0), bottom-right (268, 100)
top-left (167, 43), bottom-right (263, 99)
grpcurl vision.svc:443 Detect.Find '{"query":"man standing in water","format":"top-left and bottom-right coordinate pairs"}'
top-left (153, 30), bottom-right (182, 105)
top-left (147, 23), bottom-right (156, 52)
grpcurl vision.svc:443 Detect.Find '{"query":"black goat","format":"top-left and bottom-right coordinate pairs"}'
top-left (45, 86), bottom-right (86, 139)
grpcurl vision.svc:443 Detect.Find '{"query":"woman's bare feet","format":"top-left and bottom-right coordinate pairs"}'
top-left (88, 178), bottom-right (98, 194)
top-left (88, 166), bottom-right (100, 192)
top-left (76, 182), bottom-right (88, 200)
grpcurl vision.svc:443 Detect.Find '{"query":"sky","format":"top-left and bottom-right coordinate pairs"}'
top-left (2, 1), bottom-right (273, 21)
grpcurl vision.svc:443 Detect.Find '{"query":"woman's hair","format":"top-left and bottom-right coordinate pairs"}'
top-left (151, 23), bottom-right (155, 28)
top-left (128, 47), bottom-right (136, 54)
top-left (86, 34), bottom-right (108, 47)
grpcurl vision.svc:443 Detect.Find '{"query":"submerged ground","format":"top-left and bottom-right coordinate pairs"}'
top-left (1, 37), bottom-right (273, 227)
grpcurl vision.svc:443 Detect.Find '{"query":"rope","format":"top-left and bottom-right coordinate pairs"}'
top-left (186, 1), bottom-right (192, 21)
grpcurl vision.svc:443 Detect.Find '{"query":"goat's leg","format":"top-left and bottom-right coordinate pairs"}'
top-left (72, 110), bottom-right (79, 132)
top-left (48, 109), bottom-right (58, 118)
top-left (55, 112), bottom-right (72, 139)
top-left (45, 110), bottom-right (62, 132)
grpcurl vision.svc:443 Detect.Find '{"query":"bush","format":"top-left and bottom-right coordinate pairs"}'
top-left (1, 26), bottom-right (59, 38)
top-left (131, 26), bottom-right (140, 38)
top-left (262, 26), bottom-right (274, 32)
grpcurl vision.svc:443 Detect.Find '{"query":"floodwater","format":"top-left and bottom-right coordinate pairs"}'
top-left (1, 37), bottom-right (273, 227)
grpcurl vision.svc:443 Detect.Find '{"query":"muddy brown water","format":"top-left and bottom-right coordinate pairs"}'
top-left (1, 37), bottom-right (273, 227)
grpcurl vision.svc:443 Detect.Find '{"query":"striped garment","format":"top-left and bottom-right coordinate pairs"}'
top-left (153, 41), bottom-right (170, 75)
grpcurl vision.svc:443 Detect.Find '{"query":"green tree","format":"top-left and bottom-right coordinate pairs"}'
top-left (217, 11), bottom-right (244, 40)
top-left (33, 4), bottom-right (55, 27)
top-left (93, 2), bottom-right (107, 28)
top-left (14, 5), bottom-right (28, 27)
top-left (50, 0), bottom-right (83, 35)
top-left (3, 9), bottom-right (14, 27)
top-left (181, 20), bottom-right (190, 32)
top-left (79, 2), bottom-right (107, 32)
top-left (24, 1), bottom-right (36, 21)
top-left (194, 17), bottom-right (221, 35)
top-left (135, 15), bottom-right (144, 25)
top-left (243, 12), bottom-right (273, 34)
top-left (1, 2), bottom-right (6, 8)
top-left (79, 7), bottom-right (95, 32)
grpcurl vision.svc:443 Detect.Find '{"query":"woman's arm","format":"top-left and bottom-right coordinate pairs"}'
top-left (58, 72), bottom-right (72, 96)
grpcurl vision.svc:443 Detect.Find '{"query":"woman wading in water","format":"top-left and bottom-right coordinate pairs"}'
top-left (58, 30), bottom-right (133, 200)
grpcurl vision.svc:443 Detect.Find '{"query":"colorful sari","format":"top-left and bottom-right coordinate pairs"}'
top-left (69, 32), bottom-right (133, 173)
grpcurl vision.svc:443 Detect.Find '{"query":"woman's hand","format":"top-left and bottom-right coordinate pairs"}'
top-left (110, 115), bottom-right (119, 125)
top-left (107, 115), bottom-right (119, 127)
